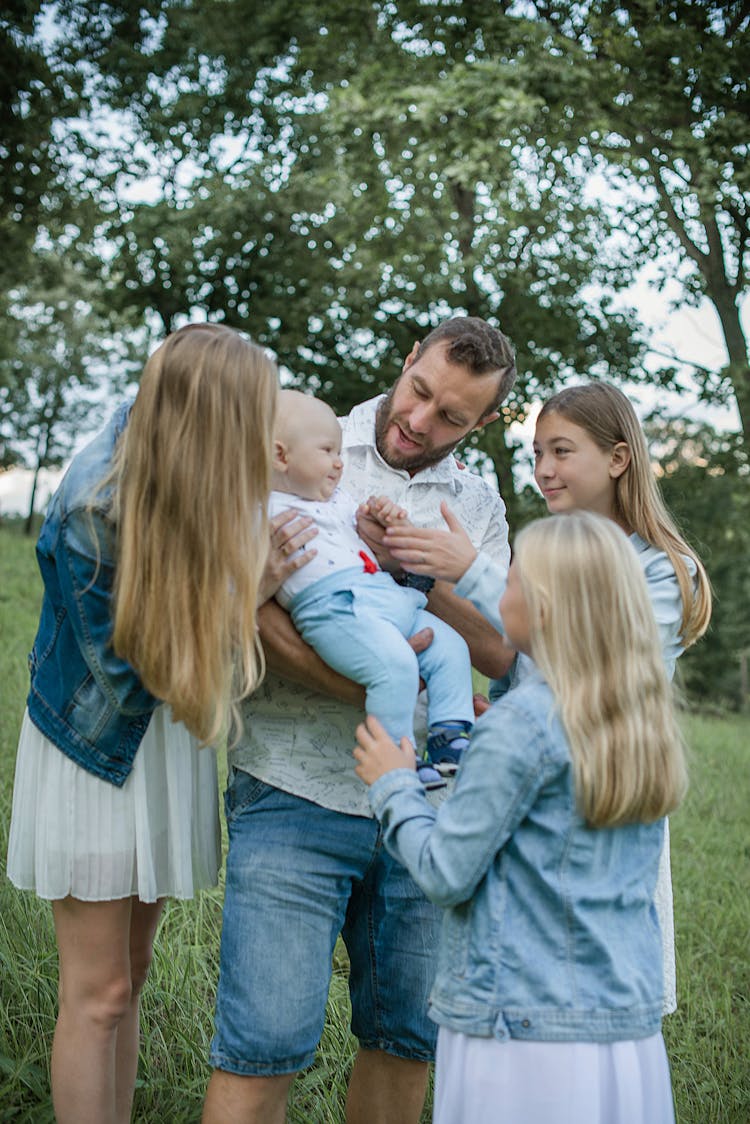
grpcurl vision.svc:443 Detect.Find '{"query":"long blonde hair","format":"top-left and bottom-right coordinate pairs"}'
top-left (515, 512), bottom-right (687, 828)
top-left (538, 382), bottom-right (711, 647)
top-left (109, 322), bottom-right (277, 744)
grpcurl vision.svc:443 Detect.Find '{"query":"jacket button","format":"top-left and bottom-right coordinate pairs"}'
top-left (521, 1019), bottom-right (530, 1028)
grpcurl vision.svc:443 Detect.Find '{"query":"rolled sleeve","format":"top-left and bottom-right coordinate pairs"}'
top-left (454, 551), bottom-right (507, 634)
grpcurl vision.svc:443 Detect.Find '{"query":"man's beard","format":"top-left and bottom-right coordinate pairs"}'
top-left (374, 387), bottom-right (461, 473)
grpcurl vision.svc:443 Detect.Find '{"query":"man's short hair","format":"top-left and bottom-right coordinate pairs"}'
top-left (417, 316), bottom-right (517, 413)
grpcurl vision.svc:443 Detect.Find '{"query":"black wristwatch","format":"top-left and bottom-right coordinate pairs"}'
top-left (398, 571), bottom-right (436, 594)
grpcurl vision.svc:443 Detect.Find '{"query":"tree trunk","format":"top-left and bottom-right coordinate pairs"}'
top-left (25, 415), bottom-right (52, 536)
top-left (24, 460), bottom-right (40, 536)
top-left (712, 291), bottom-right (750, 459)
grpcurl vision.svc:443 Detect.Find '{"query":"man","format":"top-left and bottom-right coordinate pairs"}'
top-left (203, 316), bottom-right (517, 1124)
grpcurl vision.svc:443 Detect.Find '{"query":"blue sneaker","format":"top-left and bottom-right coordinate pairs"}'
top-left (416, 759), bottom-right (447, 790)
top-left (426, 722), bottom-right (472, 777)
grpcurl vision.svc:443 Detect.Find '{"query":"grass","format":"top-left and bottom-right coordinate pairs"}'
top-left (0, 523), bottom-right (748, 1122)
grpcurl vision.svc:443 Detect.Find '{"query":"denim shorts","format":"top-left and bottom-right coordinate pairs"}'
top-left (209, 769), bottom-right (441, 1076)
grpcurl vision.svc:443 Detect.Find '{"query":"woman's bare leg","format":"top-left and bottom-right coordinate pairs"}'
top-left (115, 898), bottom-right (166, 1122)
top-left (51, 896), bottom-right (164, 1124)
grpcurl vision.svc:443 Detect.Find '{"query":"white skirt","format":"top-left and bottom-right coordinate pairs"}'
top-left (433, 1027), bottom-right (675, 1124)
top-left (655, 818), bottom-right (677, 1015)
top-left (6, 708), bottom-right (221, 903)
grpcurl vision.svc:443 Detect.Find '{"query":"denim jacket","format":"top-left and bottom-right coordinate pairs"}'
top-left (369, 668), bottom-right (665, 1043)
top-left (456, 533), bottom-right (688, 698)
top-left (26, 402), bottom-right (157, 787)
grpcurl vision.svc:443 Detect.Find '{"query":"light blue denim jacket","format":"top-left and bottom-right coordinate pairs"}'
top-left (456, 532), bottom-right (689, 696)
top-left (368, 668), bottom-right (665, 1042)
top-left (26, 402), bottom-right (157, 786)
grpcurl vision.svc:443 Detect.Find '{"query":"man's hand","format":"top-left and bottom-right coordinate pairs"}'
top-left (353, 715), bottom-right (417, 786)
top-left (259, 508), bottom-right (318, 604)
top-left (409, 626), bottom-right (433, 692)
top-left (355, 495), bottom-right (410, 572)
top-left (383, 500), bottom-right (477, 583)
top-left (473, 693), bottom-right (491, 717)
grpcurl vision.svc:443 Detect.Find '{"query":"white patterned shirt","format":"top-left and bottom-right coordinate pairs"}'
top-left (232, 395), bottom-right (510, 815)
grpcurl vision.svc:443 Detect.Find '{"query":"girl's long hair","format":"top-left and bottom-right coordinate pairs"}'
top-left (538, 382), bottom-right (711, 647)
top-left (108, 322), bottom-right (277, 744)
top-left (516, 513), bottom-right (687, 828)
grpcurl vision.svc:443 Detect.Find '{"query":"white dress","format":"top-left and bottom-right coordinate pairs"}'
top-left (433, 1027), bottom-right (675, 1124)
top-left (6, 707), bottom-right (220, 902)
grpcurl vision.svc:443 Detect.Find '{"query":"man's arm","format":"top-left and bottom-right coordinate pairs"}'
top-left (258, 600), bottom-right (438, 704)
top-left (258, 600), bottom-right (365, 706)
top-left (426, 581), bottom-right (515, 680)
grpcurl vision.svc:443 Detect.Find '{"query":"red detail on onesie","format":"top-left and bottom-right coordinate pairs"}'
top-left (359, 550), bottom-right (378, 574)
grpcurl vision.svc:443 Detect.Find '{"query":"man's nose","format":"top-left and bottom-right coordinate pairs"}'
top-left (407, 403), bottom-right (431, 434)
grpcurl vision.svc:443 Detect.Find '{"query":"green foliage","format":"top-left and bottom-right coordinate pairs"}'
top-left (4, 1), bottom-right (749, 488)
top-left (645, 418), bottom-right (750, 709)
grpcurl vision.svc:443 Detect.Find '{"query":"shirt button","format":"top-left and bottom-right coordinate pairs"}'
top-left (521, 1019), bottom-right (531, 1028)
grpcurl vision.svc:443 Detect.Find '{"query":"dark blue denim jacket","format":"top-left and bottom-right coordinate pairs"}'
top-left (369, 667), bottom-right (665, 1043)
top-left (26, 402), bottom-right (157, 786)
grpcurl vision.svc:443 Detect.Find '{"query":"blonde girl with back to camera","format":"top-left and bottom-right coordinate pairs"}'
top-left (6, 322), bottom-right (315, 1124)
top-left (355, 511), bottom-right (687, 1123)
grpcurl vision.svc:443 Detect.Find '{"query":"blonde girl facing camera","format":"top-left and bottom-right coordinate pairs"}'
top-left (355, 512), bottom-right (687, 1124)
top-left (6, 323), bottom-right (313, 1124)
top-left (381, 380), bottom-right (712, 1015)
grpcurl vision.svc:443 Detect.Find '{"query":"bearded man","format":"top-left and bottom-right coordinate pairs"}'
top-left (204, 316), bottom-right (517, 1124)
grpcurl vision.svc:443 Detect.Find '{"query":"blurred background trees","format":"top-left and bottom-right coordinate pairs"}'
top-left (1, 0), bottom-right (748, 705)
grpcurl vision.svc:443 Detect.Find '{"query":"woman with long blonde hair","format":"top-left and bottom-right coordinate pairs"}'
top-left (355, 512), bottom-right (686, 1124)
top-left (6, 322), bottom-right (314, 1124)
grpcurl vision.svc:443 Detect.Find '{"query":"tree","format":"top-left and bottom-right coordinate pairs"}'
top-left (43, 0), bottom-right (651, 526)
top-left (511, 0), bottom-right (750, 450)
top-left (646, 415), bottom-right (750, 708)
top-left (0, 259), bottom-right (142, 530)
top-left (19, 2), bottom-right (749, 506)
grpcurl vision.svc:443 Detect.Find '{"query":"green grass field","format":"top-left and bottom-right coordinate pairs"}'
top-left (0, 525), bottom-right (748, 1122)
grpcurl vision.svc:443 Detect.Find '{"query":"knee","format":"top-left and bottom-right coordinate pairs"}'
top-left (60, 971), bottom-right (134, 1033)
top-left (385, 643), bottom-right (420, 685)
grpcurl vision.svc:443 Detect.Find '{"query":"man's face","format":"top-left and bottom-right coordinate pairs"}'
top-left (375, 340), bottom-right (501, 474)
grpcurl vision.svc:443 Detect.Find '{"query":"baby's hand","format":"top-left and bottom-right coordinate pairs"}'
top-left (355, 497), bottom-right (411, 572)
top-left (353, 716), bottom-right (417, 785)
top-left (363, 494), bottom-right (411, 527)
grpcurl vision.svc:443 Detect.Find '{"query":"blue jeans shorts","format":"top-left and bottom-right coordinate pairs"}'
top-left (209, 769), bottom-right (441, 1076)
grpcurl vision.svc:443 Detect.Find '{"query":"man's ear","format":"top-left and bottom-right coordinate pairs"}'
top-left (609, 441), bottom-right (631, 479)
top-left (272, 439), bottom-right (288, 473)
top-left (473, 411), bottom-right (500, 432)
top-left (402, 341), bottom-right (420, 373)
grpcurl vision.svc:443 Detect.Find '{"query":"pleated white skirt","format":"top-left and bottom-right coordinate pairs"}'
top-left (433, 1027), bottom-right (675, 1124)
top-left (6, 707), bottom-right (221, 903)
top-left (655, 817), bottom-right (677, 1015)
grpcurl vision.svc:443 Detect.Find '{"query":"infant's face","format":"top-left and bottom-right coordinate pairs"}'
top-left (285, 413), bottom-right (344, 501)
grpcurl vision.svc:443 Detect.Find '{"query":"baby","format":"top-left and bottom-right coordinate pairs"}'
top-left (270, 389), bottom-right (475, 787)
